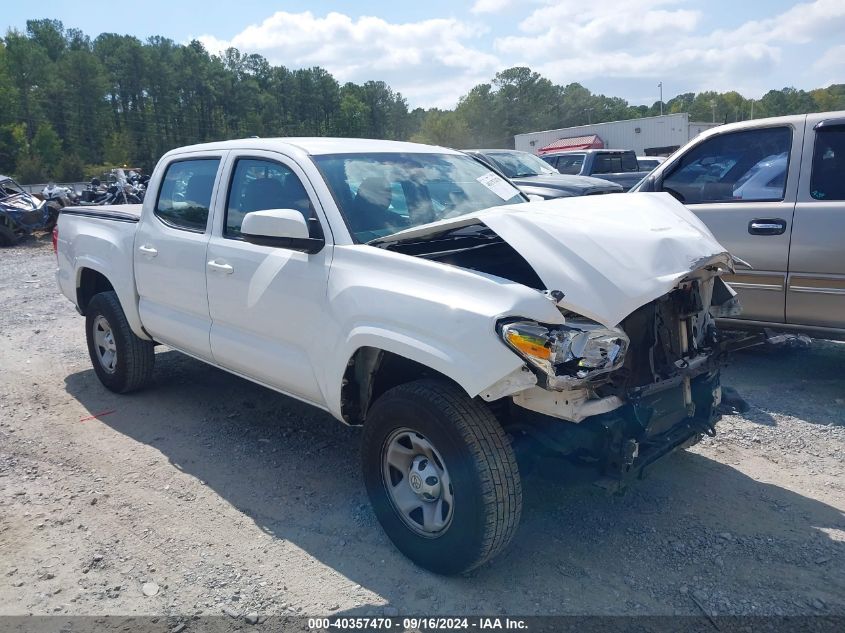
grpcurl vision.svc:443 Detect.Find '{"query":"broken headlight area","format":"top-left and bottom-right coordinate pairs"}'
top-left (602, 278), bottom-right (726, 395)
top-left (499, 319), bottom-right (629, 390)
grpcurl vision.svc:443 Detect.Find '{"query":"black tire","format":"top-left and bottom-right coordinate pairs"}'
top-left (0, 224), bottom-right (18, 247)
top-left (362, 379), bottom-right (522, 575)
top-left (85, 291), bottom-right (155, 393)
top-left (44, 202), bottom-right (61, 229)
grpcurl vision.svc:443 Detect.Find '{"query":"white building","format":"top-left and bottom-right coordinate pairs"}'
top-left (514, 113), bottom-right (720, 156)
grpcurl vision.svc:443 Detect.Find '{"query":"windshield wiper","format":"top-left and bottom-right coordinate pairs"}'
top-left (369, 222), bottom-right (492, 248)
top-left (510, 172), bottom-right (539, 178)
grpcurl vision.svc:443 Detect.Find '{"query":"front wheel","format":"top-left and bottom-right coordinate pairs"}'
top-left (362, 379), bottom-right (522, 575)
top-left (0, 224), bottom-right (18, 247)
top-left (85, 291), bottom-right (155, 393)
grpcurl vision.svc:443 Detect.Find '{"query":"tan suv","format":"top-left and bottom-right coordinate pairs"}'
top-left (632, 111), bottom-right (845, 340)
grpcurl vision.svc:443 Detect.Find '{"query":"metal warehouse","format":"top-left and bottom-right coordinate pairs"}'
top-left (514, 113), bottom-right (720, 156)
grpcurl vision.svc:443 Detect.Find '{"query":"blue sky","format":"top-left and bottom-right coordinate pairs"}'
top-left (4, 0), bottom-right (843, 108)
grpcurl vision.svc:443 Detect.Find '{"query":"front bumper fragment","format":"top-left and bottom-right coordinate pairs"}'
top-left (507, 371), bottom-right (722, 485)
top-left (598, 371), bottom-right (721, 482)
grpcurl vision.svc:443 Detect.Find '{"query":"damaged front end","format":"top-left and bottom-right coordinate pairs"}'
top-left (375, 193), bottom-right (741, 483)
top-left (505, 269), bottom-right (738, 483)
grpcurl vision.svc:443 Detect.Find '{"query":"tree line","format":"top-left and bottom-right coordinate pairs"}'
top-left (1, 19), bottom-right (843, 183)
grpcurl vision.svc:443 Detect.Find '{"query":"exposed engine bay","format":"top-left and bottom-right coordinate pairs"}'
top-left (379, 224), bottom-right (544, 290)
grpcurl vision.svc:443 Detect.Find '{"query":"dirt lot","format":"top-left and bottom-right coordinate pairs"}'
top-left (1, 236), bottom-right (844, 621)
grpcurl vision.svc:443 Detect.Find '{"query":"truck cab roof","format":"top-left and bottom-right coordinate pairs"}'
top-left (164, 137), bottom-right (461, 158)
top-left (542, 149), bottom-right (635, 156)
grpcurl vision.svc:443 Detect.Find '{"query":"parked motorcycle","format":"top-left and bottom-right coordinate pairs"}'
top-left (80, 170), bottom-right (143, 206)
top-left (41, 182), bottom-right (81, 216)
top-left (124, 170), bottom-right (147, 202)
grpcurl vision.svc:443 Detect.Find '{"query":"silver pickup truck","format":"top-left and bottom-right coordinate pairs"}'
top-left (632, 111), bottom-right (845, 341)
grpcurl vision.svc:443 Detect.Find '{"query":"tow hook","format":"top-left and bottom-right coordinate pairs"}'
top-left (623, 439), bottom-right (639, 466)
top-left (693, 418), bottom-right (718, 437)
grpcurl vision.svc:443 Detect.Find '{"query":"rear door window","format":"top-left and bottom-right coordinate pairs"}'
top-left (155, 159), bottom-right (220, 231)
top-left (810, 125), bottom-right (845, 201)
top-left (620, 153), bottom-right (639, 172)
top-left (593, 153), bottom-right (638, 174)
top-left (552, 154), bottom-right (584, 175)
top-left (661, 127), bottom-right (792, 204)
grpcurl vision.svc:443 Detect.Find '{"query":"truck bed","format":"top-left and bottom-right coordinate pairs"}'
top-left (56, 203), bottom-right (146, 340)
top-left (60, 204), bottom-right (142, 223)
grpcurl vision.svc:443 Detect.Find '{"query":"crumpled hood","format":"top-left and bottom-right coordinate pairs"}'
top-left (376, 192), bottom-right (733, 328)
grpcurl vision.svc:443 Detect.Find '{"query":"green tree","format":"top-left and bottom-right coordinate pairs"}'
top-left (32, 123), bottom-right (62, 173)
top-left (56, 49), bottom-right (111, 163)
top-left (104, 130), bottom-right (132, 166)
top-left (410, 110), bottom-right (470, 147)
top-left (0, 123), bottom-right (27, 174)
top-left (0, 43), bottom-right (19, 126)
top-left (456, 83), bottom-right (506, 147)
top-left (337, 90), bottom-right (370, 137)
top-left (3, 21), bottom-right (842, 173)
top-left (25, 19), bottom-right (66, 61)
top-left (55, 153), bottom-right (85, 181)
top-left (15, 154), bottom-right (46, 183)
top-left (3, 30), bottom-right (50, 142)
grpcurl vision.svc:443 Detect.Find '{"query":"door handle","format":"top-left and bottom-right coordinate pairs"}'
top-left (748, 219), bottom-right (786, 236)
top-left (207, 260), bottom-right (234, 274)
top-left (138, 244), bottom-right (158, 257)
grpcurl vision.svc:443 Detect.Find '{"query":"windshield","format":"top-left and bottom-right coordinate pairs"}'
top-left (0, 178), bottom-right (27, 198)
top-left (485, 150), bottom-right (557, 178)
top-left (0, 178), bottom-right (37, 208)
top-left (313, 152), bottom-right (524, 243)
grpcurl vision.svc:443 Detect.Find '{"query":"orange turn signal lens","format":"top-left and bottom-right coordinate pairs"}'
top-left (505, 330), bottom-right (551, 360)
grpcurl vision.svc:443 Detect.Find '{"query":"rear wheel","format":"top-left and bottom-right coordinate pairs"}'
top-left (85, 291), bottom-right (154, 393)
top-left (362, 379), bottom-right (522, 575)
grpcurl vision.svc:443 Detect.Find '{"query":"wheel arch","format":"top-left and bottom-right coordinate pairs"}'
top-left (73, 259), bottom-right (150, 341)
top-left (340, 346), bottom-right (469, 425)
top-left (77, 267), bottom-right (115, 314)
top-left (330, 325), bottom-right (526, 425)
top-left (339, 345), bottom-right (527, 426)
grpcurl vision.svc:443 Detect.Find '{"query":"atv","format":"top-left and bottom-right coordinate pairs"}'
top-left (0, 175), bottom-right (58, 246)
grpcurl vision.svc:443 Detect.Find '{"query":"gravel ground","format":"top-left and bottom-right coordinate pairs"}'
top-left (1, 236), bottom-right (844, 621)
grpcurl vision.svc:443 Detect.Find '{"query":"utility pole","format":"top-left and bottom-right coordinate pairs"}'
top-left (584, 107), bottom-right (593, 124)
top-left (750, 100), bottom-right (754, 119)
top-left (710, 100), bottom-right (716, 123)
top-left (658, 82), bottom-right (663, 116)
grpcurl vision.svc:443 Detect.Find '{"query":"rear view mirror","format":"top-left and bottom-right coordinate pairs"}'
top-left (241, 209), bottom-right (324, 253)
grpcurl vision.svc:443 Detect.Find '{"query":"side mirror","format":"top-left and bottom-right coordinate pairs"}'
top-left (241, 209), bottom-right (325, 254)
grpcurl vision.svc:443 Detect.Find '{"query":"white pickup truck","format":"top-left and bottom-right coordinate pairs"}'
top-left (56, 138), bottom-right (738, 575)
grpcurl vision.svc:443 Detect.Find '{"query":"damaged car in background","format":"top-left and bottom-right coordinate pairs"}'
top-left (0, 174), bottom-right (58, 246)
top-left (56, 138), bottom-right (739, 575)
